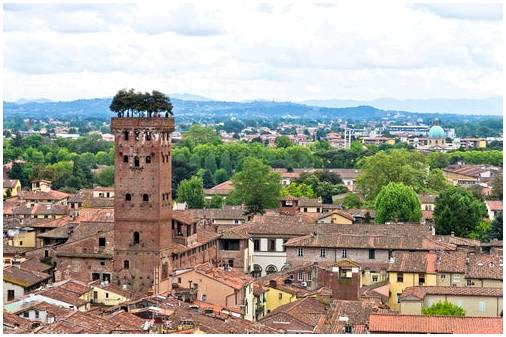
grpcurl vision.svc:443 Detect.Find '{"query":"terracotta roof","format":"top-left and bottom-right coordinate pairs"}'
top-left (19, 258), bottom-right (53, 273)
top-left (436, 250), bottom-right (468, 273)
top-left (436, 235), bottom-right (481, 247)
top-left (37, 224), bottom-right (73, 239)
top-left (466, 254), bottom-right (503, 280)
top-left (14, 301), bottom-right (73, 320)
top-left (286, 234), bottom-right (453, 252)
top-left (191, 264), bottom-right (253, 290)
top-left (388, 251), bottom-right (437, 273)
top-left (418, 194), bottom-right (436, 204)
top-left (260, 296), bottom-right (328, 332)
top-left (106, 310), bottom-right (148, 332)
top-left (298, 198), bottom-right (322, 207)
top-left (38, 288), bottom-right (88, 307)
top-left (187, 207), bottom-right (249, 220)
top-left (368, 314), bottom-right (503, 334)
top-left (346, 208), bottom-right (376, 218)
top-left (54, 279), bottom-right (93, 296)
top-left (486, 200), bottom-right (503, 211)
top-left (317, 209), bottom-right (354, 222)
top-left (204, 180), bottom-right (234, 196)
top-left (172, 210), bottom-right (199, 225)
top-left (443, 164), bottom-right (490, 178)
top-left (35, 311), bottom-right (119, 334)
top-left (19, 189), bottom-right (69, 201)
top-left (323, 299), bottom-right (387, 334)
top-left (3, 311), bottom-right (34, 333)
top-left (4, 179), bottom-right (20, 188)
top-left (3, 266), bottom-right (50, 288)
top-left (12, 203), bottom-right (68, 216)
top-left (401, 286), bottom-right (502, 300)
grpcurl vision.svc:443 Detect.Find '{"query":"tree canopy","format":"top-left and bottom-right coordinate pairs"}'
top-left (434, 186), bottom-right (487, 237)
top-left (375, 182), bottom-right (421, 223)
top-left (176, 176), bottom-right (205, 209)
top-left (229, 157), bottom-right (282, 215)
top-left (110, 89), bottom-right (173, 117)
top-left (422, 301), bottom-right (465, 317)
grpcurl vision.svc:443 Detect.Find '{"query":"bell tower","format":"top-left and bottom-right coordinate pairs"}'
top-left (111, 116), bottom-right (175, 293)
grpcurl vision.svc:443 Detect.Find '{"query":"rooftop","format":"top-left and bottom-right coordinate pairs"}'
top-left (3, 266), bottom-right (50, 288)
top-left (402, 286), bottom-right (502, 300)
top-left (368, 314), bottom-right (503, 334)
top-left (388, 251), bottom-right (437, 273)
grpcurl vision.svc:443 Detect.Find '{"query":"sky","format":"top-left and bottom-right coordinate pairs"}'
top-left (2, 1), bottom-right (503, 102)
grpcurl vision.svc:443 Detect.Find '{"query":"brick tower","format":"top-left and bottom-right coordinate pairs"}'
top-left (111, 116), bottom-right (175, 294)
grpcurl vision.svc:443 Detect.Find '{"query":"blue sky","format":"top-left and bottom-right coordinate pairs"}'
top-left (2, 1), bottom-right (503, 102)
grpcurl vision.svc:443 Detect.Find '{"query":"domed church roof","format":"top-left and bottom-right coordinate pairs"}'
top-left (428, 125), bottom-right (445, 139)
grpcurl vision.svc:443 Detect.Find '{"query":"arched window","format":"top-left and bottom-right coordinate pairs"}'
top-left (252, 264), bottom-right (262, 278)
top-left (134, 130), bottom-right (140, 141)
top-left (123, 130), bottom-right (129, 140)
top-left (123, 155), bottom-right (128, 163)
top-left (143, 194), bottom-right (149, 202)
top-left (265, 265), bottom-right (278, 275)
top-left (134, 156), bottom-right (140, 167)
top-left (133, 232), bottom-right (140, 244)
top-left (146, 156), bottom-right (151, 164)
top-left (125, 193), bottom-right (131, 201)
top-left (281, 264), bottom-right (291, 271)
top-left (145, 132), bottom-right (152, 141)
top-left (123, 260), bottom-right (130, 269)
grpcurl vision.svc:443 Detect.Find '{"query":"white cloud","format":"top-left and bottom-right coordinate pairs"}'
top-left (2, 1), bottom-right (503, 101)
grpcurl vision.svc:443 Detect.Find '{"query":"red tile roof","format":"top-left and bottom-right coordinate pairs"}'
top-left (3, 266), bottom-right (50, 288)
top-left (486, 200), bottom-right (503, 211)
top-left (401, 286), bottom-right (503, 300)
top-left (191, 263), bottom-right (253, 290)
top-left (368, 314), bottom-right (503, 334)
top-left (388, 251), bottom-right (437, 273)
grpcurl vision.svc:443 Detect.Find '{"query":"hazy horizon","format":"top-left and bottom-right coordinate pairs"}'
top-left (3, 2), bottom-right (503, 105)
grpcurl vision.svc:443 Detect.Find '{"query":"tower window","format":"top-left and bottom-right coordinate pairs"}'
top-left (133, 232), bottom-right (140, 244)
top-left (134, 130), bottom-right (140, 141)
top-left (123, 260), bottom-right (130, 269)
top-left (125, 193), bottom-right (132, 201)
top-left (134, 156), bottom-right (140, 167)
top-left (123, 130), bottom-right (129, 140)
top-left (146, 156), bottom-right (151, 164)
top-left (143, 194), bottom-right (149, 202)
top-left (123, 155), bottom-right (128, 163)
top-left (99, 237), bottom-right (106, 247)
top-left (145, 132), bottom-right (152, 141)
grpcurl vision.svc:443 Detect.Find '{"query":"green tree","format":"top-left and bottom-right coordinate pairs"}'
top-left (95, 166), bottom-right (114, 187)
top-left (202, 169), bottom-right (215, 189)
top-left (230, 157), bottom-right (281, 215)
top-left (356, 149), bottom-right (430, 200)
top-left (468, 220), bottom-right (491, 241)
top-left (341, 193), bottom-right (362, 209)
top-left (491, 173), bottom-right (503, 200)
top-left (204, 153), bottom-right (217, 173)
top-left (213, 168), bottom-right (229, 185)
top-left (488, 213), bottom-right (503, 240)
top-left (375, 182), bottom-right (421, 223)
top-left (422, 301), bottom-right (465, 317)
top-left (220, 151), bottom-right (233, 175)
top-left (183, 125), bottom-right (221, 148)
top-left (208, 195), bottom-right (224, 208)
top-left (434, 186), bottom-right (487, 237)
top-left (275, 136), bottom-right (292, 148)
top-left (176, 176), bottom-right (205, 209)
top-left (426, 169), bottom-right (449, 193)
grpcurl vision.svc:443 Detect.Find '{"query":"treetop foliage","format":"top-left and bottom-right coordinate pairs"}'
top-left (110, 88), bottom-right (173, 118)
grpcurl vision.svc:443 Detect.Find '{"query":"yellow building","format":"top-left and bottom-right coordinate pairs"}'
top-left (316, 210), bottom-right (354, 225)
top-left (265, 284), bottom-right (299, 313)
top-left (3, 179), bottom-right (21, 198)
top-left (91, 282), bottom-right (131, 306)
top-left (7, 228), bottom-right (37, 248)
top-left (387, 251), bottom-right (437, 311)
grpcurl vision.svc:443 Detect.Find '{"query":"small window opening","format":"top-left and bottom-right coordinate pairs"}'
top-left (125, 193), bottom-right (132, 201)
top-left (143, 194), bottom-right (149, 202)
top-left (123, 155), bottom-right (128, 163)
top-left (133, 232), bottom-right (140, 244)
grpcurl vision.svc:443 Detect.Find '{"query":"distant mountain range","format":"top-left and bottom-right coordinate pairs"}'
top-left (301, 96), bottom-right (502, 116)
top-left (3, 95), bottom-right (502, 123)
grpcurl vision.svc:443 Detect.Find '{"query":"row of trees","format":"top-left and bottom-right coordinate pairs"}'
top-left (4, 134), bottom-right (114, 192)
top-left (110, 89), bottom-right (173, 118)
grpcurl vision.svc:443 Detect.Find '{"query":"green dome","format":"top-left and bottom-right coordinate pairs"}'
top-left (428, 125), bottom-right (445, 139)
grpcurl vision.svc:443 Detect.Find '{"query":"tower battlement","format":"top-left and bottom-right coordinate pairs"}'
top-left (111, 117), bottom-right (175, 131)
